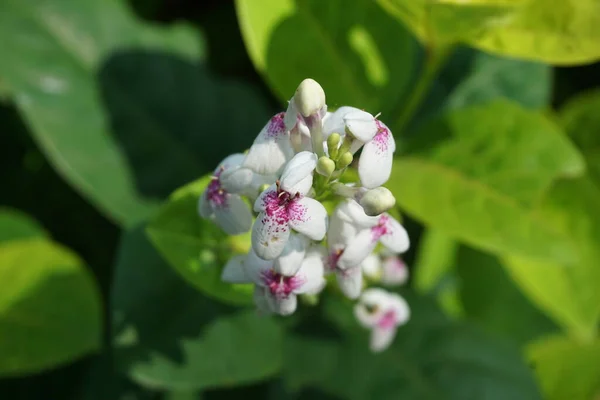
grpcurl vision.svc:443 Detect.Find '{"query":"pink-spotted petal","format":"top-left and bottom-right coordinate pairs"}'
top-left (344, 109), bottom-right (377, 142)
top-left (251, 211), bottom-right (291, 260)
top-left (221, 255), bottom-right (250, 283)
top-left (280, 151), bottom-right (317, 194)
top-left (294, 250), bottom-right (326, 295)
top-left (213, 194), bottom-right (253, 235)
top-left (380, 216), bottom-right (410, 253)
top-left (242, 249), bottom-right (273, 286)
top-left (335, 266), bottom-right (363, 299)
top-left (266, 292), bottom-right (298, 316)
top-left (243, 113), bottom-right (294, 175)
top-left (274, 234), bottom-right (307, 276)
top-left (253, 184), bottom-right (278, 213)
top-left (358, 126), bottom-right (395, 189)
top-left (370, 326), bottom-right (397, 353)
top-left (338, 229), bottom-right (378, 269)
top-left (288, 197), bottom-right (327, 241)
top-left (198, 191), bottom-right (212, 218)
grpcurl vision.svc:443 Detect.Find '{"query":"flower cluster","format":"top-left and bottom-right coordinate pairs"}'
top-left (199, 79), bottom-right (411, 351)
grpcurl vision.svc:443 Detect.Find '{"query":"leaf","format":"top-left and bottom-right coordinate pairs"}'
top-left (502, 177), bottom-right (600, 341)
top-left (0, 239), bottom-right (102, 376)
top-left (528, 335), bottom-right (600, 400)
top-left (284, 291), bottom-right (542, 400)
top-left (559, 89), bottom-right (600, 185)
top-left (469, 0), bottom-right (600, 65)
top-left (147, 176), bottom-right (254, 306)
top-left (390, 101), bottom-right (584, 264)
top-left (457, 246), bottom-right (557, 346)
top-left (236, 0), bottom-right (416, 114)
top-left (376, 0), bottom-right (524, 45)
top-left (113, 225), bottom-right (283, 390)
top-left (0, 207), bottom-right (47, 243)
top-left (0, 0), bottom-right (224, 226)
top-left (413, 228), bottom-right (458, 293)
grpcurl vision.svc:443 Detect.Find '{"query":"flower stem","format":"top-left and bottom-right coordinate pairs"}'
top-left (392, 45), bottom-right (454, 135)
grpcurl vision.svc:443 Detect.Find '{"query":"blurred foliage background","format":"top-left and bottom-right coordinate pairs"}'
top-left (2, 0), bottom-right (600, 399)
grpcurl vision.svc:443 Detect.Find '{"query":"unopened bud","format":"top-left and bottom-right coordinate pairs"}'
top-left (359, 187), bottom-right (396, 216)
top-left (294, 78), bottom-right (325, 117)
top-left (327, 133), bottom-right (341, 159)
top-left (316, 156), bottom-right (335, 177)
top-left (336, 152), bottom-right (353, 169)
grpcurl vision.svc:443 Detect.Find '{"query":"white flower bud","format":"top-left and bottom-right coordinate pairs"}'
top-left (359, 187), bottom-right (396, 216)
top-left (294, 78), bottom-right (326, 117)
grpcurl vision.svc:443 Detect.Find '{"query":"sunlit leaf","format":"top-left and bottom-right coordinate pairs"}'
top-left (236, 0), bottom-right (416, 115)
top-left (0, 208), bottom-right (47, 243)
top-left (0, 239), bottom-right (102, 376)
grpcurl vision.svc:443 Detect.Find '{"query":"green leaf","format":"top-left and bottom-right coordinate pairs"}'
top-left (376, 0), bottom-right (524, 45)
top-left (527, 335), bottom-right (600, 400)
top-left (236, 0), bottom-right (416, 114)
top-left (559, 89), bottom-right (600, 185)
top-left (0, 208), bottom-right (47, 243)
top-left (284, 291), bottom-right (542, 399)
top-left (147, 177), bottom-right (254, 306)
top-left (413, 229), bottom-right (458, 293)
top-left (0, 0), bottom-right (202, 226)
top-left (0, 239), bottom-right (102, 376)
top-left (113, 226), bottom-right (283, 390)
top-left (469, 0), bottom-right (600, 65)
top-left (502, 177), bottom-right (600, 341)
top-left (457, 246), bottom-right (557, 346)
top-left (391, 101), bottom-right (584, 264)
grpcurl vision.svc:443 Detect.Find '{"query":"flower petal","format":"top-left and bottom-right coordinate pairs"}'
top-left (288, 197), bottom-right (328, 241)
top-left (380, 216), bottom-right (410, 253)
top-left (390, 293), bottom-right (411, 326)
top-left (370, 326), bottom-right (397, 352)
top-left (327, 212), bottom-right (358, 248)
top-left (221, 255), bottom-right (250, 283)
top-left (213, 194), bottom-right (253, 235)
top-left (266, 292), bottom-right (298, 316)
top-left (284, 98), bottom-right (299, 131)
top-left (243, 113), bottom-right (295, 175)
top-left (322, 106), bottom-right (358, 137)
top-left (220, 166), bottom-right (253, 194)
top-left (198, 191), bottom-right (212, 218)
top-left (338, 200), bottom-right (379, 229)
top-left (218, 153), bottom-right (246, 171)
top-left (294, 249), bottom-right (326, 295)
top-left (280, 151), bottom-right (317, 194)
top-left (336, 266), bottom-right (363, 299)
top-left (338, 229), bottom-right (378, 269)
top-left (354, 288), bottom-right (392, 327)
top-left (253, 184), bottom-right (278, 213)
top-left (361, 253), bottom-right (382, 280)
top-left (358, 125), bottom-right (395, 189)
top-left (344, 109), bottom-right (377, 142)
top-left (381, 256), bottom-right (409, 286)
top-left (274, 233), bottom-right (307, 276)
top-left (251, 211), bottom-right (291, 260)
top-left (242, 249), bottom-right (273, 286)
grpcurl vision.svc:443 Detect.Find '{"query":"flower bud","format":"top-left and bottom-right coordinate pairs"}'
top-left (359, 187), bottom-right (396, 216)
top-left (327, 133), bottom-right (341, 151)
top-left (294, 78), bottom-right (326, 117)
top-left (316, 156), bottom-right (335, 177)
top-left (336, 152), bottom-right (353, 169)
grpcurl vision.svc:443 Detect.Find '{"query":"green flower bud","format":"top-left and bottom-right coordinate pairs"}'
top-left (327, 133), bottom-right (341, 154)
top-left (336, 152), bottom-right (353, 169)
top-left (359, 187), bottom-right (396, 216)
top-left (316, 156), bottom-right (336, 177)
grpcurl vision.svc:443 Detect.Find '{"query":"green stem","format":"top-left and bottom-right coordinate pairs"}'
top-left (392, 45), bottom-right (453, 135)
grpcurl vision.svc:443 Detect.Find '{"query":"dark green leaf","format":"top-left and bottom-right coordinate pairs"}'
top-left (113, 225), bottom-right (283, 390)
top-left (0, 207), bottom-right (47, 243)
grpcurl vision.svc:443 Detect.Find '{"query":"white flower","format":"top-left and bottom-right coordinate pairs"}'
top-left (243, 112), bottom-right (295, 176)
top-left (251, 151), bottom-right (328, 260)
top-left (361, 253), bottom-right (409, 286)
top-left (358, 120), bottom-right (395, 188)
top-left (354, 288), bottom-right (410, 352)
top-left (336, 200), bottom-right (409, 269)
top-left (198, 154), bottom-right (253, 235)
top-left (322, 106), bottom-right (378, 144)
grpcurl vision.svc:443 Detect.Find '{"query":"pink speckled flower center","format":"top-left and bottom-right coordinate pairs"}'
top-left (371, 214), bottom-right (390, 241)
top-left (207, 169), bottom-right (228, 208)
top-left (372, 120), bottom-right (390, 152)
top-left (377, 310), bottom-right (397, 329)
top-left (261, 269), bottom-right (303, 298)
top-left (327, 248), bottom-right (344, 271)
top-left (262, 188), bottom-right (307, 226)
top-left (266, 112), bottom-right (286, 137)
